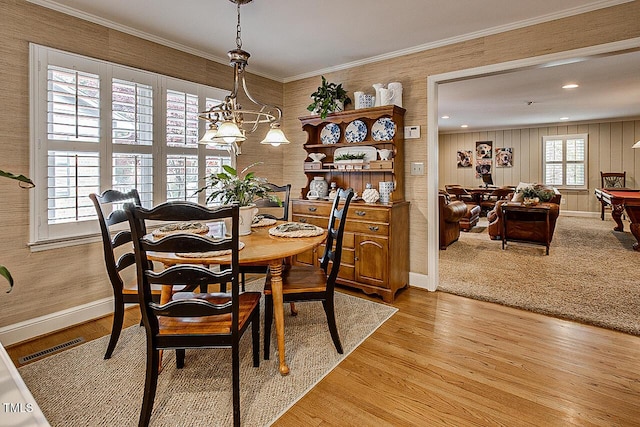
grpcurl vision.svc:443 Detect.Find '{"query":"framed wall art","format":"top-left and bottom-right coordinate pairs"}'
top-left (457, 150), bottom-right (472, 168)
top-left (495, 147), bottom-right (513, 167)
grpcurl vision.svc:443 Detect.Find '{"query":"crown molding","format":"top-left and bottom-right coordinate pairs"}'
top-left (27, 0), bottom-right (633, 84)
top-left (283, 0), bottom-right (633, 83)
top-left (25, 0), bottom-right (282, 82)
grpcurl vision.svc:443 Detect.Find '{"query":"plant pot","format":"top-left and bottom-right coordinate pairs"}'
top-left (225, 204), bottom-right (258, 236)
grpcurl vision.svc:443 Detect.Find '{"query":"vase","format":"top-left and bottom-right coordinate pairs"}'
top-left (310, 176), bottom-right (329, 198)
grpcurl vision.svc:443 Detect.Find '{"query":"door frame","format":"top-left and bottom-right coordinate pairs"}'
top-left (426, 37), bottom-right (640, 291)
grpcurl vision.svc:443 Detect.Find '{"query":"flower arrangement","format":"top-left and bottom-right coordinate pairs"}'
top-left (518, 183), bottom-right (555, 202)
top-left (195, 162), bottom-right (281, 207)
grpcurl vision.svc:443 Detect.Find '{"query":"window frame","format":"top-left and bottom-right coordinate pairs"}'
top-left (541, 133), bottom-right (588, 191)
top-left (29, 44), bottom-right (232, 250)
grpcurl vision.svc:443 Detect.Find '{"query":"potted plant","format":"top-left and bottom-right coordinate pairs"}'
top-left (195, 162), bottom-right (281, 235)
top-left (307, 76), bottom-right (352, 119)
top-left (1, 170), bottom-right (35, 292)
top-left (334, 152), bottom-right (367, 170)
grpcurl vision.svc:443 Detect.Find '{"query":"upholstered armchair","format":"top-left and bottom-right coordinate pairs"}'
top-left (439, 193), bottom-right (468, 249)
top-left (487, 188), bottom-right (561, 242)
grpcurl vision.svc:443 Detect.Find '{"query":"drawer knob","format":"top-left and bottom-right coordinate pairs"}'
top-left (369, 226), bottom-right (379, 232)
top-left (308, 207), bottom-right (317, 212)
top-left (299, 218), bottom-right (308, 223)
top-left (355, 210), bottom-right (366, 216)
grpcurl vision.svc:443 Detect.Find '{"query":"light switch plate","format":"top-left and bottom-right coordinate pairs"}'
top-left (405, 125), bottom-right (420, 139)
top-left (410, 162), bottom-right (424, 175)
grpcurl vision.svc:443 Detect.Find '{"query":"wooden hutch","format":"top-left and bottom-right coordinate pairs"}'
top-left (292, 105), bottom-right (409, 302)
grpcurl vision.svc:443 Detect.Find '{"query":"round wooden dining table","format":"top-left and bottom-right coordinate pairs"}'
top-left (146, 221), bottom-right (327, 376)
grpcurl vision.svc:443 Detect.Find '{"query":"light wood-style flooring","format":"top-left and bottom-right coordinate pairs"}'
top-left (7, 286), bottom-right (640, 426)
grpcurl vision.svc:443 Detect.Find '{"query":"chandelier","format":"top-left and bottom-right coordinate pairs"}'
top-left (199, 0), bottom-right (290, 153)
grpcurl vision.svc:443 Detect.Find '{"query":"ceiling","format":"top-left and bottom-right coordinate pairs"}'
top-left (29, 0), bottom-right (639, 131)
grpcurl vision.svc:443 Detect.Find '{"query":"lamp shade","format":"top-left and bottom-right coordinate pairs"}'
top-left (198, 126), bottom-right (219, 143)
top-left (633, 140), bottom-right (640, 149)
top-left (216, 121), bottom-right (246, 143)
top-left (260, 125), bottom-right (291, 146)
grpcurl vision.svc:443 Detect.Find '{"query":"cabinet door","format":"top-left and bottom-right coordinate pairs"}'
top-left (294, 247), bottom-right (317, 267)
top-left (355, 235), bottom-right (388, 287)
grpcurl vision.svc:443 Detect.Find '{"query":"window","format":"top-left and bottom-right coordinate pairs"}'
top-left (30, 44), bottom-right (231, 247)
top-left (542, 134), bottom-right (588, 190)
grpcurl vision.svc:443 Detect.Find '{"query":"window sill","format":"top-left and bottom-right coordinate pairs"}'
top-left (28, 234), bottom-right (102, 252)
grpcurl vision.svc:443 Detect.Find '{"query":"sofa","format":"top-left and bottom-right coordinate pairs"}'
top-left (487, 186), bottom-right (561, 242)
top-left (439, 193), bottom-right (468, 249)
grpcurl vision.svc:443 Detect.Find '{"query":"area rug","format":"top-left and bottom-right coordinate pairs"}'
top-left (439, 215), bottom-right (640, 335)
top-left (19, 285), bottom-right (397, 426)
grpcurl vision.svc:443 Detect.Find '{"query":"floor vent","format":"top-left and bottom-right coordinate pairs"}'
top-left (19, 337), bottom-right (85, 365)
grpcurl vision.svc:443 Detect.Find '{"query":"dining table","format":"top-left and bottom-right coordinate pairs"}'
top-left (146, 220), bottom-right (327, 376)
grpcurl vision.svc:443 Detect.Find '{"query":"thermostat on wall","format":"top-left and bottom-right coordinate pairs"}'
top-left (404, 125), bottom-right (420, 139)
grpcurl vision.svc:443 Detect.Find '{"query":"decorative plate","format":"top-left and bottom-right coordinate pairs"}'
top-left (371, 117), bottom-right (396, 141)
top-left (176, 241), bottom-right (245, 258)
top-left (345, 119), bottom-right (367, 143)
top-left (251, 216), bottom-right (277, 227)
top-left (269, 222), bottom-right (324, 238)
top-left (152, 222), bottom-right (209, 237)
top-left (320, 123), bottom-right (341, 144)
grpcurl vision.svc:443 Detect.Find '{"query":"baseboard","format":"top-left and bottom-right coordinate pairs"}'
top-left (409, 272), bottom-right (431, 291)
top-left (560, 210), bottom-right (600, 218)
top-left (0, 298), bottom-right (115, 347)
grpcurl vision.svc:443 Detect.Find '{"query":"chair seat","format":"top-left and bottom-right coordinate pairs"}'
top-left (264, 265), bottom-right (328, 295)
top-left (158, 291), bottom-right (261, 335)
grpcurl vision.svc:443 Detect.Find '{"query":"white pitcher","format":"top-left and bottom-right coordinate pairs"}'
top-left (387, 82), bottom-right (403, 107)
top-left (379, 88), bottom-right (393, 106)
top-left (372, 83), bottom-right (383, 107)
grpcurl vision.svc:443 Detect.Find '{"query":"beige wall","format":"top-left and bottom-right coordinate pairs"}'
top-left (439, 119), bottom-right (640, 213)
top-left (0, 0), bottom-right (283, 327)
top-left (2, 0), bottom-right (640, 329)
top-left (282, 1), bottom-right (640, 278)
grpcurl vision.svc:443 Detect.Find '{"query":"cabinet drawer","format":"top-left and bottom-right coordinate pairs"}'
top-left (292, 202), bottom-right (332, 217)
top-left (348, 206), bottom-right (389, 223)
top-left (346, 221), bottom-right (389, 235)
top-left (292, 214), bottom-right (326, 228)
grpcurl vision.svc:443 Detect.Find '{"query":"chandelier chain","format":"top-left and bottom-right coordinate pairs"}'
top-left (236, 2), bottom-right (242, 49)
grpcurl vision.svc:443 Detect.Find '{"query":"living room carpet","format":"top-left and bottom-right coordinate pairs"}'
top-left (18, 284), bottom-right (396, 426)
top-left (439, 215), bottom-right (640, 335)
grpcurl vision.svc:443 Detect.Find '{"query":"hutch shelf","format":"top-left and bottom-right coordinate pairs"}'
top-left (293, 105), bottom-right (409, 302)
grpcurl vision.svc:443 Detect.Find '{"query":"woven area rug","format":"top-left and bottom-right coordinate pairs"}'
top-left (439, 215), bottom-right (640, 335)
top-left (19, 285), bottom-right (396, 426)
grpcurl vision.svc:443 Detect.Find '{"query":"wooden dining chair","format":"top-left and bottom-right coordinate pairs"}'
top-left (263, 188), bottom-right (355, 358)
top-left (126, 201), bottom-right (260, 427)
top-left (90, 189), bottom-right (163, 359)
top-left (238, 183), bottom-right (291, 289)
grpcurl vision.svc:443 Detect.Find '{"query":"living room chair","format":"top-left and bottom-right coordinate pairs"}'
top-left (90, 189), bottom-right (163, 360)
top-left (126, 201), bottom-right (260, 427)
top-left (600, 171), bottom-right (626, 220)
top-left (263, 188), bottom-right (354, 359)
top-left (480, 186), bottom-right (513, 216)
top-left (439, 193), bottom-right (468, 249)
top-left (445, 185), bottom-right (476, 206)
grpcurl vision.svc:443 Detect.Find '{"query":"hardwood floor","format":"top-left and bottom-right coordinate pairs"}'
top-left (7, 286), bottom-right (640, 426)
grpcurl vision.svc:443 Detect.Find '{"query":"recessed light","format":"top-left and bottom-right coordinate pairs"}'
top-left (562, 83), bottom-right (579, 89)
top-left (441, 115), bottom-right (450, 119)
top-left (461, 124), bottom-right (468, 128)
top-left (560, 117), bottom-right (570, 121)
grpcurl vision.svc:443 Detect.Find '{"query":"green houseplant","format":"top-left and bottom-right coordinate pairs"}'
top-left (1, 170), bottom-right (35, 292)
top-left (307, 76), bottom-right (352, 119)
top-left (195, 162), bottom-right (280, 207)
top-left (195, 162), bottom-right (281, 235)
